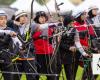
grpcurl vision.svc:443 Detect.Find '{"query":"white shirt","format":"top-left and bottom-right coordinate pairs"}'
top-left (92, 15), bottom-right (100, 27)
top-left (19, 24), bottom-right (29, 35)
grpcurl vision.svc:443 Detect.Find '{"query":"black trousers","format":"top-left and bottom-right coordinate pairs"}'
top-left (94, 27), bottom-right (100, 37)
top-left (0, 51), bottom-right (14, 80)
top-left (36, 54), bottom-right (60, 80)
top-left (58, 50), bottom-right (81, 80)
top-left (14, 60), bottom-right (37, 80)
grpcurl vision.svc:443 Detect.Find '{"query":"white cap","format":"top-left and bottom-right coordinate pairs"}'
top-left (72, 9), bottom-right (84, 18)
top-left (88, 5), bottom-right (99, 12)
top-left (0, 10), bottom-right (7, 17)
top-left (15, 10), bottom-right (27, 20)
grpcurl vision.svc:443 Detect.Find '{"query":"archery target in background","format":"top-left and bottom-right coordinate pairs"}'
top-left (92, 54), bottom-right (100, 74)
top-left (69, 0), bottom-right (85, 6)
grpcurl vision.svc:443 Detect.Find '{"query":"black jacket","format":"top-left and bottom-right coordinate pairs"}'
top-left (58, 27), bottom-right (75, 64)
top-left (0, 27), bottom-right (13, 51)
top-left (7, 20), bottom-right (35, 59)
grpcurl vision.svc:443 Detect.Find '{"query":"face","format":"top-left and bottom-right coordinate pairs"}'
top-left (59, 16), bottom-right (64, 22)
top-left (0, 16), bottom-right (7, 27)
top-left (81, 12), bottom-right (87, 20)
top-left (19, 15), bottom-right (28, 24)
top-left (68, 21), bottom-right (74, 27)
top-left (38, 16), bottom-right (46, 24)
top-left (92, 9), bottom-right (98, 16)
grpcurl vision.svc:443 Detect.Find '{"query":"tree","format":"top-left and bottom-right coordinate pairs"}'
top-left (0, 0), bottom-right (16, 5)
top-left (36, 0), bottom-right (50, 5)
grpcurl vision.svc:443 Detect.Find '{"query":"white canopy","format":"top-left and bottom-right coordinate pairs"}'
top-left (10, 0), bottom-right (76, 12)
top-left (73, 0), bottom-right (100, 12)
top-left (10, 0), bottom-right (100, 12)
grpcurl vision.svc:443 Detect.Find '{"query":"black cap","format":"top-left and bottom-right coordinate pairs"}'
top-left (35, 11), bottom-right (47, 17)
top-left (63, 15), bottom-right (74, 26)
top-left (34, 11), bottom-right (48, 23)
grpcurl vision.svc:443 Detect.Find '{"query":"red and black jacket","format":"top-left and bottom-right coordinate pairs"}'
top-left (32, 25), bottom-right (54, 55)
top-left (73, 21), bottom-right (96, 48)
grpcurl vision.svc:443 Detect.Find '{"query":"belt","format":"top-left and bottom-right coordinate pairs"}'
top-left (34, 36), bottom-right (48, 41)
top-left (40, 36), bottom-right (48, 39)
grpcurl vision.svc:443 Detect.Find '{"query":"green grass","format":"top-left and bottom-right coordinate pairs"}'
top-left (20, 66), bottom-right (100, 80)
top-left (0, 66), bottom-right (100, 80)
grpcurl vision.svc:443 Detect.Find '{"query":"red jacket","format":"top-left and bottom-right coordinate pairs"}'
top-left (32, 27), bottom-right (54, 54)
top-left (73, 21), bottom-right (95, 47)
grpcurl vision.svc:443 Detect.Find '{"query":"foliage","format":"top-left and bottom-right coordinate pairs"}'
top-left (36, 0), bottom-right (50, 5)
top-left (0, 0), bottom-right (16, 5)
